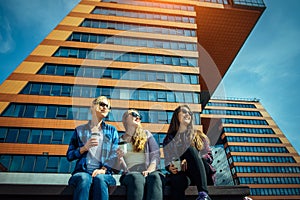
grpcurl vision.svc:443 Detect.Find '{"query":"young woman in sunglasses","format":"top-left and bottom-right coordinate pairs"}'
top-left (117, 109), bottom-right (165, 200)
top-left (163, 105), bottom-right (212, 200)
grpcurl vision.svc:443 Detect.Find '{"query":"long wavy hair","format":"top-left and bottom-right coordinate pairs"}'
top-left (122, 109), bottom-right (147, 152)
top-left (166, 105), bottom-right (208, 151)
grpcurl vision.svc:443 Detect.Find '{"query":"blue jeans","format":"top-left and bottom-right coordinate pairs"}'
top-left (68, 172), bottom-right (116, 200)
top-left (120, 171), bottom-right (165, 200)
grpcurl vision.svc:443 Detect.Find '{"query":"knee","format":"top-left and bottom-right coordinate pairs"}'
top-left (147, 172), bottom-right (163, 185)
top-left (70, 173), bottom-right (92, 188)
top-left (123, 172), bottom-right (145, 186)
top-left (93, 174), bottom-right (106, 185)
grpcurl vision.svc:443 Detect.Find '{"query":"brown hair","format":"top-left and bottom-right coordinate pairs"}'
top-left (167, 105), bottom-right (208, 151)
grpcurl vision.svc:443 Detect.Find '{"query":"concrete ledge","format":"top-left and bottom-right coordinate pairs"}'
top-left (0, 184), bottom-right (250, 200)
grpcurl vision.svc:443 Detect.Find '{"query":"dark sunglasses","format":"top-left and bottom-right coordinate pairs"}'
top-left (98, 102), bottom-right (110, 109)
top-left (130, 112), bottom-right (142, 120)
top-left (181, 109), bottom-right (192, 116)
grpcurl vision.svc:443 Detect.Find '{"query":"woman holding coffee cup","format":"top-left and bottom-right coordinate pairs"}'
top-left (163, 105), bottom-right (211, 200)
top-left (117, 109), bottom-right (165, 200)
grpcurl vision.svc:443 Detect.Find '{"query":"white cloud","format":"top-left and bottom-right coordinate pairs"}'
top-left (0, 16), bottom-right (15, 53)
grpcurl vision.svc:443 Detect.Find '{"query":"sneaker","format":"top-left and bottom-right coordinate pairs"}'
top-left (196, 191), bottom-right (212, 200)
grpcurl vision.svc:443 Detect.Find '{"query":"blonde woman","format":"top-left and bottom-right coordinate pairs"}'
top-left (163, 105), bottom-right (212, 200)
top-left (118, 109), bottom-right (165, 200)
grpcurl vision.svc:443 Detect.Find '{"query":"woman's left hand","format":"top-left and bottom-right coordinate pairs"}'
top-left (181, 159), bottom-right (187, 171)
top-left (142, 170), bottom-right (151, 177)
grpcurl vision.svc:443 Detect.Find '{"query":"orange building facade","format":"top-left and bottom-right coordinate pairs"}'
top-left (201, 98), bottom-right (300, 199)
top-left (6, 0), bottom-right (299, 199)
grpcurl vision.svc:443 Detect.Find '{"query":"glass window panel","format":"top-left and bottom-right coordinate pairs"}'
top-left (174, 74), bottom-right (182, 83)
top-left (41, 84), bottom-right (51, 95)
top-left (158, 111), bottom-right (167, 123)
top-left (172, 57), bottom-right (180, 66)
top-left (23, 105), bottom-right (36, 118)
top-left (69, 49), bottom-right (78, 58)
top-left (149, 111), bottom-right (157, 123)
top-left (193, 93), bottom-right (200, 103)
top-left (0, 128), bottom-right (7, 142)
top-left (167, 92), bottom-right (175, 102)
top-left (149, 91), bottom-right (157, 101)
top-left (47, 157), bottom-right (59, 172)
top-left (52, 130), bottom-right (63, 144)
top-left (147, 55), bottom-right (155, 64)
top-left (6, 129), bottom-right (19, 143)
top-left (59, 157), bottom-right (70, 173)
top-left (120, 89), bottom-right (130, 100)
top-left (35, 156), bottom-right (47, 172)
top-left (78, 50), bottom-right (87, 58)
top-left (30, 84), bottom-right (41, 95)
top-left (29, 129), bottom-right (41, 143)
top-left (17, 129), bottom-right (30, 143)
top-left (45, 65), bottom-right (56, 74)
top-left (41, 130), bottom-right (52, 144)
top-left (61, 85), bottom-right (72, 96)
top-left (175, 92), bottom-right (184, 102)
top-left (139, 111), bottom-right (149, 123)
top-left (23, 156), bottom-right (35, 172)
top-left (111, 69), bottom-right (121, 79)
top-left (63, 131), bottom-right (73, 144)
top-left (157, 91), bottom-right (166, 102)
top-left (81, 86), bottom-right (91, 98)
top-left (51, 85), bottom-right (61, 96)
top-left (10, 156), bottom-right (23, 172)
top-left (57, 106), bottom-right (68, 118)
top-left (79, 108), bottom-right (88, 120)
top-left (190, 75), bottom-right (198, 84)
top-left (147, 72), bottom-right (156, 81)
top-left (46, 106), bottom-right (57, 118)
top-left (139, 90), bottom-right (148, 101)
top-left (184, 93), bottom-right (193, 103)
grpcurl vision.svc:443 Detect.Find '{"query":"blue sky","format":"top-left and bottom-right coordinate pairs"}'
top-left (0, 0), bottom-right (299, 154)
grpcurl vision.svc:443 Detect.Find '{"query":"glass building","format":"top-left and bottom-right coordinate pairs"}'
top-left (201, 98), bottom-right (300, 199)
top-left (5, 0), bottom-right (296, 198)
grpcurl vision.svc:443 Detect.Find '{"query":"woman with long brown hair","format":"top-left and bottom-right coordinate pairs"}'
top-left (163, 105), bottom-right (212, 200)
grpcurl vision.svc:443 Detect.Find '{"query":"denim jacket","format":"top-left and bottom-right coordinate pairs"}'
top-left (66, 120), bottom-right (119, 175)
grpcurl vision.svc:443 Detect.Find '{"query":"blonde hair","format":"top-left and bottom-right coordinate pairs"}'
top-left (92, 96), bottom-right (111, 108)
top-left (192, 130), bottom-right (209, 151)
top-left (122, 109), bottom-right (147, 152)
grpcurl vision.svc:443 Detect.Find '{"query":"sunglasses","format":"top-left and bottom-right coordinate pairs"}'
top-left (181, 109), bottom-right (192, 116)
top-left (130, 112), bottom-right (142, 120)
top-left (98, 102), bottom-right (110, 109)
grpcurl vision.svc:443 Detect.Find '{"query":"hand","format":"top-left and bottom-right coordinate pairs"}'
top-left (142, 171), bottom-right (151, 177)
top-left (116, 147), bottom-right (125, 160)
top-left (181, 159), bottom-right (187, 172)
top-left (83, 138), bottom-right (99, 150)
top-left (168, 164), bottom-right (178, 174)
top-left (92, 168), bottom-right (106, 177)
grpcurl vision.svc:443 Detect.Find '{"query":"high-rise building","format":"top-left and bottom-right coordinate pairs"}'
top-left (0, 0), bottom-right (266, 193)
top-left (202, 98), bottom-right (300, 199)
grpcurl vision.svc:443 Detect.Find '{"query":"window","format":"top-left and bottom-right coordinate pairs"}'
top-left (35, 156), bottom-right (47, 172)
top-left (41, 130), bottom-right (52, 144)
top-left (6, 129), bottom-right (18, 143)
top-left (11, 156), bottom-right (23, 172)
top-left (30, 129), bottom-right (41, 143)
top-left (23, 156), bottom-right (35, 172)
top-left (17, 129), bottom-right (30, 143)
